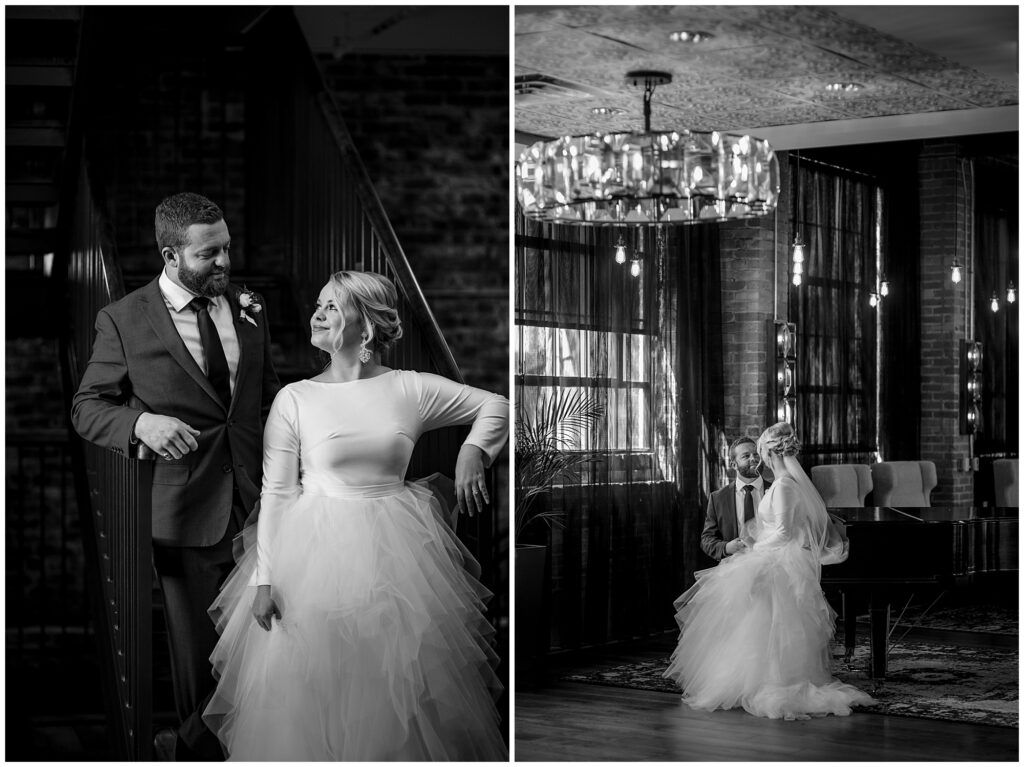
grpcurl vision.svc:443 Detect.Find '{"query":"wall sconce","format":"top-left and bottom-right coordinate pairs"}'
top-left (771, 321), bottom-right (797, 427)
top-left (960, 340), bottom-right (983, 435)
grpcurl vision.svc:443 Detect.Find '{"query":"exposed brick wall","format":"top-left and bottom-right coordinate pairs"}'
top-left (718, 217), bottom-right (779, 442)
top-left (6, 339), bottom-right (66, 431)
top-left (321, 53), bottom-right (509, 396)
top-left (917, 141), bottom-right (973, 506)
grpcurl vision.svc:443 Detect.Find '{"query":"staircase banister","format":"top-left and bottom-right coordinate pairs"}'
top-left (254, 6), bottom-right (463, 384)
top-left (314, 91), bottom-right (464, 383)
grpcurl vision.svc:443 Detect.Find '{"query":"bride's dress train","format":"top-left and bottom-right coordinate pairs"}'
top-left (664, 475), bottom-right (874, 720)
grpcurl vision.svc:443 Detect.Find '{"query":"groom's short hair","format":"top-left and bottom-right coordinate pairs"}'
top-left (155, 192), bottom-right (224, 252)
top-left (729, 436), bottom-right (757, 461)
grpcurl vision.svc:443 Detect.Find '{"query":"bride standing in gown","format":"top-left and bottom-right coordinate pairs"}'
top-left (202, 270), bottom-right (509, 760)
top-left (664, 422), bottom-right (874, 720)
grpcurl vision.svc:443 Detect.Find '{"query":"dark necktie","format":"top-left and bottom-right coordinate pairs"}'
top-left (189, 297), bottom-right (231, 408)
top-left (742, 484), bottom-right (755, 523)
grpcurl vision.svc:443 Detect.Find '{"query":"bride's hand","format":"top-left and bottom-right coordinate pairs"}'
top-left (252, 585), bottom-right (281, 631)
top-left (455, 444), bottom-right (489, 517)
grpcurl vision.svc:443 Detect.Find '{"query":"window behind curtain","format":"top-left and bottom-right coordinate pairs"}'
top-left (516, 223), bottom-right (660, 482)
top-left (790, 158), bottom-right (881, 465)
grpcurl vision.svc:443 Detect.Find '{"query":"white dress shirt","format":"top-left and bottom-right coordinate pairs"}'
top-left (159, 269), bottom-right (240, 395)
top-left (734, 475), bottom-right (765, 534)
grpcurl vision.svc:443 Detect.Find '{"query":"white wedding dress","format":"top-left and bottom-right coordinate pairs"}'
top-left (664, 471), bottom-right (874, 720)
top-left (202, 370), bottom-right (509, 760)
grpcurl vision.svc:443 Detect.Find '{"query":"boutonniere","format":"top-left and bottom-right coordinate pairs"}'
top-left (237, 287), bottom-right (263, 327)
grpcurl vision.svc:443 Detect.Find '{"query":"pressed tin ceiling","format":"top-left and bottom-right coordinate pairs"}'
top-left (515, 5), bottom-right (1018, 150)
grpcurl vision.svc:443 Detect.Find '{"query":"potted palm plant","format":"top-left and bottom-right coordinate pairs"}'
top-left (515, 389), bottom-right (604, 656)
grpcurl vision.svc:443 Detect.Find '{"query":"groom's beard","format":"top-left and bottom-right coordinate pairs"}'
top-left (736, 466), bottom-right (761, 480)
top-left (178, 262), bottom-right (230, 298)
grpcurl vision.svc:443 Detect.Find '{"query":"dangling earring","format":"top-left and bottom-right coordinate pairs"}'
top-left (358, 336), bottom-right (371, 364)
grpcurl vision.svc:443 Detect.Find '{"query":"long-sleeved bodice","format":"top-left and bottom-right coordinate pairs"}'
top-left (255, 370), bottom-right (508, 584)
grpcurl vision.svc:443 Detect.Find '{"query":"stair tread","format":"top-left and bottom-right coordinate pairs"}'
top-left (7, 127), bottom-right (65, 147)
top-left (6, 183), bottom-right (59, 203)
top-left (6, 66), bottom-right (74, 88)
top-left (5, 6), bottom-right (82, 20)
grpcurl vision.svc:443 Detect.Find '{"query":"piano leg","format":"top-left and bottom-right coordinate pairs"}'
top-left (868, 600), bottom-right (890, 681)
top-left (842, 592), bottom-right (857, 663)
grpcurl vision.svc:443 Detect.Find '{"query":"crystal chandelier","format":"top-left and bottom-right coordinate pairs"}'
top-left (515, 71), bottom-right (780, 225)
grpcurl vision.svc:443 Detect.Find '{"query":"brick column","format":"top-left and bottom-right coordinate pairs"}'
top-left (918, 141), bottom-right (973, 505)
top-left (719, 215), bottom-right (778, 441)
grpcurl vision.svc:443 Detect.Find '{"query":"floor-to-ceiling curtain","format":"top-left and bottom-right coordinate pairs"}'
top-left (973, 159), bottom-right (1018, 456)
top-left (790, 157), bottom-right (880, 467)
top-left (515, 215), bottom-right (722, 649)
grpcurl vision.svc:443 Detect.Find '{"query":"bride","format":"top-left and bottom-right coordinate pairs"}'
top-left (663, 422), bottom-right (874, 720)
top-left (203, 270), bottom-right (509, 760)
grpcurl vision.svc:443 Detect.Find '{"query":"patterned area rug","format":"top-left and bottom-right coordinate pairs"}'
top-left (874, 603), bottom-right (1018, 636)
top-left (563, 637), bottom-right (1018, 728)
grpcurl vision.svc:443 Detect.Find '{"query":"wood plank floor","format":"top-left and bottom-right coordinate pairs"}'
top-left (514, 630), bottom-right (1019, 762)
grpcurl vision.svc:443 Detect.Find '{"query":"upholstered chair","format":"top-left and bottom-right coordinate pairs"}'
top-left (810, 464), bottom-right (873, 507)
top-left (992, 458), bottom-right (1019, 507)
top-left (869, 461), bottom-right (938, 507)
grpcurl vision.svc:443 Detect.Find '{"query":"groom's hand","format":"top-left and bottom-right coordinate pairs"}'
top-left (134, 413), bottom-right (200, 460)
top-left (725, 538), bottom-right (747, 555)
top-left (252, 585), bottom-right (281, 631)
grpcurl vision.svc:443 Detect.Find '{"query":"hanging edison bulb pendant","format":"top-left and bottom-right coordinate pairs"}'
top-left (1007, 281), bottom-right (1016, 304)
top-left (991, 292), bottom-right (1000, 312)
top-left (869, 291), bottom-right (879, 308)
top-left (630, 258), bottom-right (641, 278)
top-left (880, 275), bottom-right (890, 297)
top-left (614, 235), bottom-right (627, 264)
top-left (951, 258), bottom-right (963, 284)
top-left (791, 231), bottom-right (805, 287)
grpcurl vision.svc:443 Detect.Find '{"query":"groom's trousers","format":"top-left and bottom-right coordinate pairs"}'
top-left (153, 491), bottom-right (248, 761)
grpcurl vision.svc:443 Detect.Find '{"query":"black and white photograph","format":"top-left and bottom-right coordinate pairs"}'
top-left (514, 4), bottom-right (1018, 761)
top-left (6, 4), bottom-right (509, 760)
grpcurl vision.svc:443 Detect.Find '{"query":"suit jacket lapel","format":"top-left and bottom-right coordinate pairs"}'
top-left (225, 287), bottom-right (256, 417)
top-left (722, 485), bottom-right (738, 540)
top-left (139, 277), bottom-right (225, 410)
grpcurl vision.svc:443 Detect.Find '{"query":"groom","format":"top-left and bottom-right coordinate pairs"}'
top-left (72, 192), bottom-right (280, 760)
top-left (700, 436), bottom-right (770, 563)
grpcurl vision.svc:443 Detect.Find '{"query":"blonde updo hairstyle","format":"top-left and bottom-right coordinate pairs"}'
top-left (327, 270), bottom-right (403, 356)
top-left (757, 421), bottom-right (802, 459)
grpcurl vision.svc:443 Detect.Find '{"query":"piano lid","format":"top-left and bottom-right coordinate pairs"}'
top-left (828, 506), bottom-right (1019, 523)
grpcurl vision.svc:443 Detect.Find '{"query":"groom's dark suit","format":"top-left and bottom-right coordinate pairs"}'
top-left (72, 276), bottom-right (279, 758)
top-left (700, 477), bottom-right (771, 562)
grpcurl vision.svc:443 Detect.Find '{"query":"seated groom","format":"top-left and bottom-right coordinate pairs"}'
top-left (700, 436), bottom-right (770, 562)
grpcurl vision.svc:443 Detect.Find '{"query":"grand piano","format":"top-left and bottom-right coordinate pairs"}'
top-left (821, 506), bottom-right (1018, 681)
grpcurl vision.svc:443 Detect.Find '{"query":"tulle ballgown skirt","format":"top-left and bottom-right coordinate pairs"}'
top-left (663, 543), bottom-right (874, 720)
top-left (203, 480), bottom-right (507, 761)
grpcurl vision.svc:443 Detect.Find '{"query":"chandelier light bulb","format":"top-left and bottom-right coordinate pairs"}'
top-left (880, 277), bottom-right (890, 297)
top-left (630, 258), bottom-right (641, 278)
top-left (991, 292), bottom-right (999, 312)
top-left (951, 260), bottom-right (962, 284)
top-left (1008, 282), bottom-right (1016, 304)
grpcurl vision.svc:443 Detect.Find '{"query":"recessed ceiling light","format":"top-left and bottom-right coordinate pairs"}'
top-left (825, 82), bottom-right (864, 93)
top-left (670, 30), bottom-right (713, 43)
top-left (591, 106), bottom-right (626, 116)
